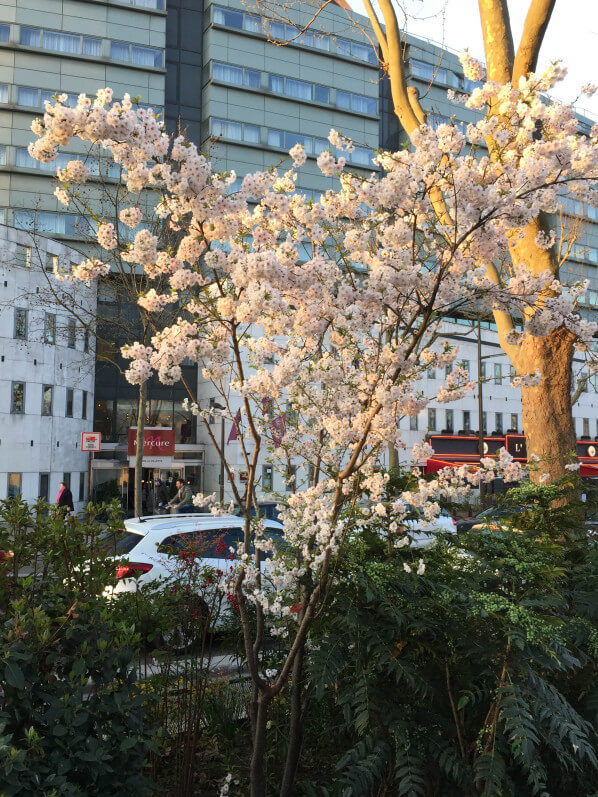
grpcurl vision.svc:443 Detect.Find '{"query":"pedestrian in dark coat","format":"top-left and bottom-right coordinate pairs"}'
top-left (57, 481), bottom-right (74, 513)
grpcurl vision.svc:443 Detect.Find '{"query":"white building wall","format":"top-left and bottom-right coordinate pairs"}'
top-left (0, 225), bottom-right (96, 509)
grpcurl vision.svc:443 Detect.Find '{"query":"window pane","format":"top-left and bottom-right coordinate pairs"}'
top-left (267, 129), bottom-right (283, 147)
top-left (243, 14), bottom-right (261, 33)
top-left (44, 314), bottom-right (56, 344)
top-left (82, 390), bottom-right (88, 419)
top-left (214, 62), bottom-right (242, 84)
top-left (110, 41), bottom-right (130, 61)
top-left (268, 21), bottom-right (286, 39)
top-left (12, 382), bottom-right (25, 413)
top-left (351, 41), bottom-right (372, 61)
top-left (268, 74), bottom-right (284, 93)
top-left (18, 87), bottom-right (39, 106)
top-left (43, 31), bottom-right (80, 53)
top-left (284, 132), bottom-right (311, 153)
top-left (411, 59), bottom-right (434, 81)
top-left (66, 389), bottom-right (73, 417)
top-left (42, 386), bottom-right (53, 416)
top-left (214, 7), bottom-right (243, 28)
top-left (15, 308), bottom-right (27, 339)
top-left (244, 69), bottom-right (260, 88)
top-left (8, 474), bottom-right (21, 499)
top-left (313, 34), bottom-right (329, 50)
top-left (20, 27), bottom-right (40, 46)
top-left (67, 319), bottom-right (76, 348)
top-left (314, 85), bottom-right (329, 103)
top-left (336, 38), bottom-right (351, 57)
top-left (212, 118), bottom-right (242, 139)
top-left (0, 25), bottom-right (9, 42)
top-left (39, 473), bottom-right (49, 501)
top-left (0, 85), bottom-right (7, 103)
top-left (286, 78), bottom-right (312, 100)
top-left (337, 90), bottom-right (350, 109)
top-left (132, 45), bottom-right (162, 67)
top-left (243, 124), bottom-right (260, 143)
top-left (82, 37), bottom-right (101, 56)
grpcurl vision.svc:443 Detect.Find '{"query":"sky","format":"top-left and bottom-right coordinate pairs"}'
top-left (351, 0), bottom-right (598, 120)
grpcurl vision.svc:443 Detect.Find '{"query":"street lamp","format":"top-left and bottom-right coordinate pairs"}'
top-left (212, 401), bottom-right (226, 503)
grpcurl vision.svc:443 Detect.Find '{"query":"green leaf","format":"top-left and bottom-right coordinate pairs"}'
top-left (4, 661), bottom-right (25, 690)
top-left (457, 695), bottom-right (469, 710)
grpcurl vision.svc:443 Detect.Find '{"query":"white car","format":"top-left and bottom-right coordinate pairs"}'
top-left (404, 506), bottom-right (457, 548)
top-left (106, 513), bottom-right (284, 595)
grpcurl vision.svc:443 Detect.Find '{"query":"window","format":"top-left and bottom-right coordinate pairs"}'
top-left (446, 409), bottom-right (454, 432)
top-left (267, 129), bottom-right (283, 148)
top-left (427, 366), bottom-right (435, 379)
top-left (21, 26), bottom-right (101, 57)
top-left (15, 210), bottom-right (91, 238)
top-left (42, 30), bottom-right (79, 53)
top-left (214, 7), bottom-right (244, 27)
top-left (0, 24), bottom-right (9, 42)
top-left (0, 85), bottom-right (7, 103)
top-left (44, 313), bottom-right (56, 344)
top-left (14, 308), bottom-right (27, 340)
top-left (63, 473), bottom-right (71, 490)
top-left (67, 319), bottom-right (76, 348)
top-left (20, 26), bottom-right (41, 47)
top-left (82, 390), bottom-right (88, 420)
top-left (461, 360), bottom-right (470, 373)
top-left (268, 74), bottom-right (328, 103)
top-left (66, 389), bottom-right (74, 418)
top-left (211, 118), bottom-right (260, 143)
top-left (445, 364), bottom-right (452, 377)
top-left (262, 465), bottom-right (273, 491)
top-left (83, 328), bottom-right (90, 352)
top-left (214, 62), bottom-right (260, 87)
top-left (15, 244), bottom-right (31, 267)
top-left (494, 363), bottom-right (502, 384)
top-left (336, 90), bottom-right (377, 115)
top-left (510, 414), bottom-right (518, 432)
top-left (11, 382), bottom-right (25, 414)
top-left (481, 412), bottom-right (487, 433)
top-left (583, 418), bottom-right (590, 437)
top-left (39, 473), bottom-right (49, 501)
top-left (158, 528), bottom-right (243, 557)
top-left (79, 472), bottom-right (85, 502)
top-left (410, 59), bottom-right (434, 81)
top-left (409, 415), bottom-right (418, 431)
top-left (46, 253), bottom-right (58, 272)
top-left (7, 473), bottom-right (21, 499)
top-left (285, 465), bottom-right (297, 492)
top-left (132, 45), bottom-right (163, 67)
top-left (82, 37), bottom-right (101, 56)
top-left (336, 37), bottom-right (377, 63)
top-left (495, 413), bottom-right (503, 434)
top-left (42, 385), bottom-right (53, 416)
top-left (428, 408), bottom-right (436, 431)
top-left (463, 411), bottom-right (471, 432)
top-left (480, 361), bottom-right (486, 380)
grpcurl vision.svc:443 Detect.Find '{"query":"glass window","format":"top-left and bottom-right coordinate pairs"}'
top-left (110, 41), bottom-right (130, 61)
top-left (214, 7), bottom-right (243, 27)
top-left (461, 360), bottom-right (470, 373)
top-left (67, 318), bottom-right (76, 348)
top-left (314, 34), bottom-right (329, 50)
top-left (63, 472), bottom-right (71, 490)
top-left (82, 37), bottom-right (101, 56)
top-left (0, 25), bottom-right (9, 42)
top-left (314, 85), bottom-right (329, 104)
top-left (83, 328), bottom-right (89, 352)
top-left (351, 41), bottom-right (374, 62)
top-left (337, 90), bottom-right (350, 110)
top-left (11, 382), bottom-right (25, 414)
top-left (463, 411), bottom-right (471, 431)
top-left (16, 244), bottom-right (31, 267)
top-left (244, 124), bottom-right (260, 143)
top-left (480, 361), bottom-right (486, 379)
top-left (243, 14), bottom-right (262, 33)
top-left (20, 27), bottom-right (40, 47)
top-left (14, 308), bottom-right (27, 339)
top-left (409, 415), bottom-right (418, 431)
top-left (7, 474), bottom-right (21, 499)
top-left (132, 45), bottom-right (162, 67)
top-left (44, 313), bottom-right (56, 344)
top-left (268, 20), bottom-right (286, 39)
top-left (284, 132), bottom-right (311, 153)
top-left (0, 85), bottom-right (7, 103)
top-left (244, 69), bottom-right (260, 88)
top-left (262, 465), bottom-right (273, 491)
top-left (82, 390), bottom-right (88, 420)
top-left (267, 129), bottom-right (283, 148)
top-left (494, 363), bottom-right (502, 384)
top-left (350, 146), bottom-right (372, 166)
top-left (18, 87), bottom-right (39, 106)
top-left (446, 409), bottom-right (454, 432)
top-left (16, 148), bottom-right (34, 168)
top-left (268, 74), bottom-right (284, 93)
top-left (214, 61), bottom-right (242, 84)
top-left (495, 413), bottom-right (503, 433)
top-left (411, 59), bottom-right (434, 81)
top-left (42, 30), bottom-right (79, 53)
top-left (481, 412), bottom-right (487, 433)
top-left (212, 118), bottom-right (243, 140)
top-left (42, 385), bottom-right (53, 416)
top-left (79, 472), bottom-right (85, 501)
top-left (428, 408), bottom-right (436, 431)
top-left (510, 414), bottom-right (518, 432)
top-left (66, 388), bottom-right (74, 418)
top-left (39, 473), bottom-right (49, 501)
top-left (427, 366), bottom-right (435, 379)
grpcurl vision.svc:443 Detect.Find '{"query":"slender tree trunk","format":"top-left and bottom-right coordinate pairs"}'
top-left (250, 691), bottom-right (271, 797)
top-left (519, 326), bottom-right (576, 483)
top-left (134, 380), bottom-right (147, 517)
top-left (279, 645), bottom-right (306, 797)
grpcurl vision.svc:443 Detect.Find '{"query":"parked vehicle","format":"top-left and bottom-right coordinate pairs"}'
top-left (456, 505), bottom-right (525, 533)
top-left (400, 506), bottom-right (457, 548)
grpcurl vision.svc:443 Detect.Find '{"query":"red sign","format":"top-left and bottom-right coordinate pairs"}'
top-left (81, 432), bottom-right (101, 452)
top-left (128, 427), bottom-right (175, 457)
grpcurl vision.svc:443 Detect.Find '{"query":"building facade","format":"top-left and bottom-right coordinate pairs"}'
top-left (0, 225), bottom-right (96, 509)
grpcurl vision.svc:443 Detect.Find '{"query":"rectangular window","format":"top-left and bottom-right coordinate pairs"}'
top-left (0, 24), bottom-right (9, 42)
top-left (314, 85), bottom-right (329, 103)
top-left (480, 361), bottom-right (486, 380)
top-left (67, 319), bottom-right (76, 348)
top-left (132, 45), bottom-right (162, 67)
top-left (243, 13), bottom-right (262, 33)
top-left (42, 30), bottom-right (79, 53)
top-left (409, 415), bottom-right (418, 431)
top-left (39, 473), bottom-right (49, 501)
top-left (411, 59), bottom-right (434, 81)
top-left (41, 385), bottom-right (53, 416)
top-left (445, 364), bottom-right (452, 377)
top-left (66, 388), bottom-right (74, 418)
top-left (18, 86), bottom-right (38, 106)
top-left (44, 313), bottom-right (56, 344)
top-left (16, 244), bottom-right (31, 267)
top-left (427, 366), bottom-right (435, 379)
top-left (0, 84), bottom-right (7, 103)
top-left (14, 308), bottom-right (27, 339)
top-left (20, 26), bottom-right (41, 47)
top-left (244, 123), bottom-right (260, 143)
top-left (428, 408), bottom-right (436, 431)
top-left (212, 118), bottom-right (243, 140)
top-left (7, 473), bottom-right (21, 499)
top-left (82, 390), bottom-right (88, 420)
top-left (267, 129), bottom-right (283, 148)
top-left (285, 465), bottom-right (296, 493)
top-left (463, 411), bottom-right (471, 432)
top-left (583, 418), bottom-right (590, 437)
top-left (445, 409), bottom-right (454, 432)
top-left (262, 464), bottom-right (273, 491)
top-left (214, 7), bottom-right (244, 27)
top-left (337, 90), bottom-right (377, 114)
top-left (11, 382), bottom-right (25, 414)
top-left (510, 414), bottom-right (518, 432)
top-left (63, 472), bottom-right (71, 490)
top-left (79, 472), bottom-right (85, 502)
top-left (83, 328), bottom-right (89, 352)
top-left (110, 41), bottom-right (129, 61)
top-left (461, 360), bottom-right (470, 373)
top-left (494, 363), bottom-right (502, 384)
top-left (495, 413), bottom-right (503, 434)
top-left (46, 253), bottom-right (58, 272)
top-left (82, 37), bottom-right (101, 56)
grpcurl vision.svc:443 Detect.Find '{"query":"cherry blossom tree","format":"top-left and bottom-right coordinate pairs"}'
top-left (27, 75), bottom-right (597, 792)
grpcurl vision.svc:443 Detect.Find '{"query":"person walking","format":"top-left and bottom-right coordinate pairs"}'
top-left (56, 481), bottom-right (74, 514)
top-left (155, 478), bottom-right (169, 512)
top-left (167, 478), bottom-right (195, 514)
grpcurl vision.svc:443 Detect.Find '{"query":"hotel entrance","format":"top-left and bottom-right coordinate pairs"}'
top-left (128, 464), bottom-right (203, 515)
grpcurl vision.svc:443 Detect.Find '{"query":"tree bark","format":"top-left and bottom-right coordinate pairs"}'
top-left (250, 691), bottom-right (271, 797)
top-left (134, 380), bottom-right (147, 517)
top-left (519, 326), bottom-right (577, 483)
top-left (279, 644), bottom-right (306, 797)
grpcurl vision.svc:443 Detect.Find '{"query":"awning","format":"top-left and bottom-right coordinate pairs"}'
top-left (580, 463), bottom-right (598, 477)
top-left (423, 458), bottom-right (457, 474)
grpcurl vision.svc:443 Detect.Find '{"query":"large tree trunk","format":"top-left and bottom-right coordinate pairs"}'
top-left (519, 327), bottom-right (577, 483)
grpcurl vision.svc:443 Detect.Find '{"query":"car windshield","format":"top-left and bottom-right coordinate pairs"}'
top-left (477, 505), bottom-right (522, 518)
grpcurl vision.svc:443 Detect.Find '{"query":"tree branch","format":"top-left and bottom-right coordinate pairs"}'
top-left (513, 0), bottom-right (557, 84)
top-left (477, 0), bottom-right (515, 83)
